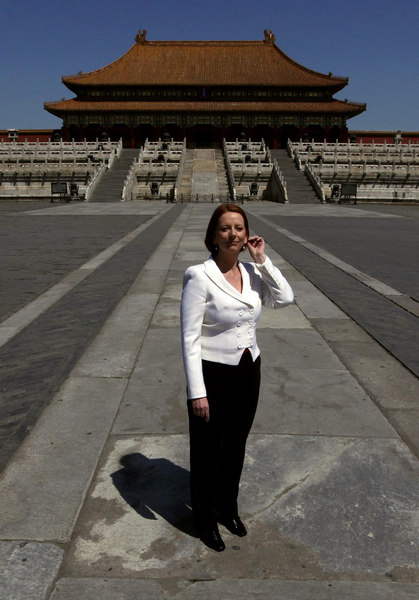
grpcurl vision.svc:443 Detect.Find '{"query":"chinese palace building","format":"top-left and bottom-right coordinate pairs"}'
top-left (44, 30), bottom-right (366, 148)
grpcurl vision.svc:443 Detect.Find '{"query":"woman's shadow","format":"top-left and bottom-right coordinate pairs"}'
top-left (111, 453), bottom-right (197, 538)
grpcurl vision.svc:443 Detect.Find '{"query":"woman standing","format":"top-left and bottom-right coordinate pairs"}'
top-left (180, 204), bottom-right (294, 551)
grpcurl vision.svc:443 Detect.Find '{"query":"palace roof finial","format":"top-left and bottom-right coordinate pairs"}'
top-left (135, 29), bottom-right (147, 44)
top-left (263, 29), bottom-right (275, 43)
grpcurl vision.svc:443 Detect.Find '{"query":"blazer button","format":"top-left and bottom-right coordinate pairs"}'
top-left (248, 319), bottom-right (253, 324)
top-left (237, 321), bottom-right (242, 326)
top-left (239, 310), bottom-right (243, 316)
top-left (237, 333), bottom-right (241, 338)
top-left (249, 309), bottom-right (254, 314)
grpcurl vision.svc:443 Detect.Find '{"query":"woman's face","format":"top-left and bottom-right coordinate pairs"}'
top-left (213, 211), bottom-right (248, 255)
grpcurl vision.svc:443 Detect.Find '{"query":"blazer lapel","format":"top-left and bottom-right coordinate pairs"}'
top-left (238, 261), bottom-right (251, 296)
top-left (204, 258), bottom-right (254, 306)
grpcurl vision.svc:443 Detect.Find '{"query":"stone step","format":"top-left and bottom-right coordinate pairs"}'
top-left (88, 149), bottom-right (138, 202)
top-left (270, 149), bottom-right (320, 204)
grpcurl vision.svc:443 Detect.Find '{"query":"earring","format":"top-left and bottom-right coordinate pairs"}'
top-left (214, 244), bottom-right (219, 252)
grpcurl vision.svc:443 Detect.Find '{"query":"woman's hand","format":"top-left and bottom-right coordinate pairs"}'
top-left (247, 235), bottom-right (266, 264)
top-left (191, 397), bottom-right (210, 422)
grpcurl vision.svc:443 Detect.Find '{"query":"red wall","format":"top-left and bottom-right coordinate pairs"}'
top-left (350, 131), bottom-right (419, 144)
top-left (0, 129), bottom-right (57, 143)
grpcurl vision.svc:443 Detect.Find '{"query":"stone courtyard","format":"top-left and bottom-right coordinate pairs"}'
top-left (0, 200), bottom-right (418, 599)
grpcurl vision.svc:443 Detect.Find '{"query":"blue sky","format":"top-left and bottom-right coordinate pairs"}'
top-left (1, 0), bottom-right (418, 131)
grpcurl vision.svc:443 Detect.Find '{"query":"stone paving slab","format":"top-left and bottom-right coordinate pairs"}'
top-left (258, 303), bottom-right (312, 329)
top-left (0, 376), bottom-right (127, 542)
top-left (49, 579), bottom-right (419, 600)
top-left (290, 280), bottom-right (348, 319)
top-left (61, 434), bottom-right (419, 581)
top-left (255, 365), bottom-right (397, 437)
top-left (310, 317), bottom-right (419, 453)
top-left (71, 292), bottom-right (160, 379)
top-left (112, 332), bottom-right (186, 435)
top-left (258, 329), bottom-right (346, 370)
top-left (0, 542), bottom-right (63, 600)
top-left (324, 338), bottom-right (419, 411)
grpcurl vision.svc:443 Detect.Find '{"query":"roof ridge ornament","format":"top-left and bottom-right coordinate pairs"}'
top-left (135, 29), bottom-right (147, 44)
top-left (263, 29), bottom-right (276, 43)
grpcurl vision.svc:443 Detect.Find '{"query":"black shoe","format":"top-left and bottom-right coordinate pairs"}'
top-left (200, 528), bottom-right (226, 552)
top-left (218, 516), bottom-right (247, 537)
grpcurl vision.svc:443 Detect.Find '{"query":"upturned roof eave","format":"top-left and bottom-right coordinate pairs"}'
top-left (345, 104), bottom-right (367, 118)
top-left (269, 42), bottom-right (348, 88)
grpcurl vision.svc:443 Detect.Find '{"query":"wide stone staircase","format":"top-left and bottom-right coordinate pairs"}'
top-left (88, 149), bottom-right (139, 202)
top-left (86, 146), bottom-right (321, 204)
top-left (271, 149), bottom-right (320, 204)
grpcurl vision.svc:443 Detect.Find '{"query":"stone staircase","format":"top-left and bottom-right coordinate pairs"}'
top-left (88, 149), bottom-right (139, 202)
top-left (88, 146), bottom-right (321, 204)
top-left (176, 149), bottom-right (194, 201)
top-left (175, 149), bottom-right (232, 202)
top-left (270, 149), bottom-right (320, 204)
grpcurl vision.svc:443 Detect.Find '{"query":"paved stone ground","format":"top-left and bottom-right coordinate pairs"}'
top-left (258, 206), bottom-right (419, 300)
top-left (248, 211), bottom-right (419, 375)
top-left (0, 202), bottom-right (184, 471)
top-left (0, 205), bottom-right (150, 321)
top-left (0, 200), bottom-right (418, 600)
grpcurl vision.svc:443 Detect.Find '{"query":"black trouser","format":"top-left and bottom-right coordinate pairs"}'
top-left (188, 350), bottom-right (261, 532)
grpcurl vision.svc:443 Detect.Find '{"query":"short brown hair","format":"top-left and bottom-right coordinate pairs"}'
top-left (204, 204), bottom-right (249, 254)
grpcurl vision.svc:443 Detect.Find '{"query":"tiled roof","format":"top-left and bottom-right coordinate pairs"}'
top-left (62, 39), bottom-right (348, 89)
top-left (44, 98), bottom-right (366, 116)
top-left (44, 99), bottom-right (366, 116)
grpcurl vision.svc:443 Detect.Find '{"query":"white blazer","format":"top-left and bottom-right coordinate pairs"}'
top-left (180, 255), bottom-right (294, 399)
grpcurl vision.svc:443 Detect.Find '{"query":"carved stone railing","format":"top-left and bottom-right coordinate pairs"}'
top-left (266, 159), bottom-right (288, 203)
top-left (121, 159), bottom-right (138, 202)
top-left (122, 139), bottom-right (186, 201)
top-left (222, 138), bottom-right (236, 201)
top-left (173, 139), bottom-right (187, 202)
top-left (85, 163), bottom-right (107, 201)
top-left (304, 162), bottom-right (326, 203)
